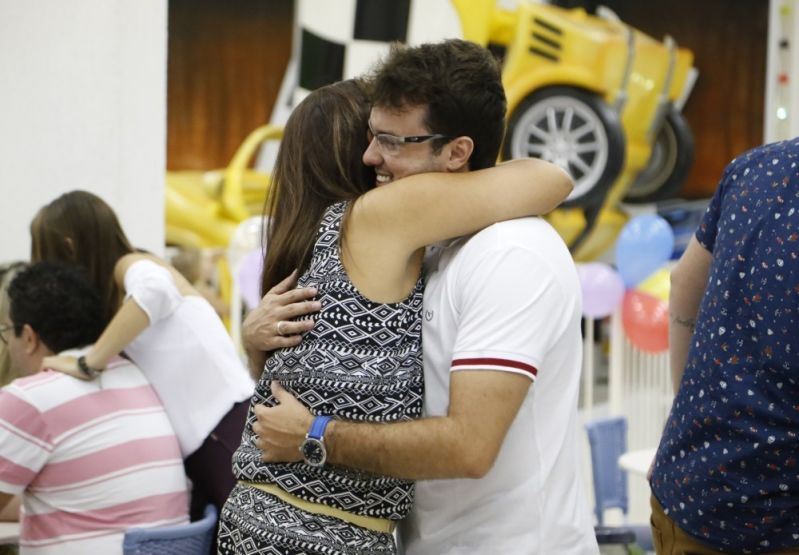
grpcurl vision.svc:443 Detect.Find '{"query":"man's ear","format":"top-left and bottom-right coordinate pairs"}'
top-left (445, 136), bottom-right (474, 172)
top-left (20, 324), bottom-right (40, 355)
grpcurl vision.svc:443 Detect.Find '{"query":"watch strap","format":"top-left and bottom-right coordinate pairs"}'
top-left (307, 415), bottom-right (332, 440)
top-left (77, 355), bottom-right (102, 379)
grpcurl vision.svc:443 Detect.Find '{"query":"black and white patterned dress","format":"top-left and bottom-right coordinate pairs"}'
top-left (219, 201), bottom-right (424, 555)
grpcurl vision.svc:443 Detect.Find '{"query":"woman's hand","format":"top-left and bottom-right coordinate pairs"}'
top-left (243, 271), bottom-right (321, 379)
top-left (41, 355), bottom-right (89, 380)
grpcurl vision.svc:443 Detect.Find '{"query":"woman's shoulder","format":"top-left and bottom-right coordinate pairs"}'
top-left (115, 252), bottom-right (158, 272)
top-left (113, 253), bottom-right (168, 283)
top-left (115, 253), bottom-right (198, 296)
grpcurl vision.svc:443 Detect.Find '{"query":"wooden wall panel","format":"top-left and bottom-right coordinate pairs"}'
top-left (167, 0), bottom-right (294, 170)
top-left (599, 0), bottom-right (768, 198)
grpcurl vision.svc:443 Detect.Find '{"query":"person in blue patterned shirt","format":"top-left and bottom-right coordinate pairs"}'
top-left (651, 136), bottom-right (799, 554)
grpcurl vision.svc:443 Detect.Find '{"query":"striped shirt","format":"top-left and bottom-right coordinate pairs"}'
top-left (0, 351), bottom-right (189, 555)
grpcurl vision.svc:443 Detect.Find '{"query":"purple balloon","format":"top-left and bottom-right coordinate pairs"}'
top-left (237, 249), bottom-right (264, 311)
top-left (577, 262), bottom-right (625, 319)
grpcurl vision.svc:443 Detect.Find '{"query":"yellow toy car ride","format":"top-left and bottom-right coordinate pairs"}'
top-left (454, 0), bottom-right (696, 259)
top-left (165, 125), bottom-right (281, 250)
top-left (164, 125), bottom-right (281, 320)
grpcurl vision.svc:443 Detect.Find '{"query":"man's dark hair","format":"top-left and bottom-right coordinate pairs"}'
top-left (8, 262), bottom-right (104, 354)
top-left (369, 39), bottom-right (507, 170)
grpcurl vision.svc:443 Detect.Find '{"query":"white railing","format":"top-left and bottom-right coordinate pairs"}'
top-left (585, 308), bottom-right (673, 526)
top-left (607, 309), bottom-right (673, 451)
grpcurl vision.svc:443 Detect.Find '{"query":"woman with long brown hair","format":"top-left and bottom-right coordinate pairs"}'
top-left (218, 77), bottom-right (573, 554)
top-left (29, 190), bottom-right (255, 529)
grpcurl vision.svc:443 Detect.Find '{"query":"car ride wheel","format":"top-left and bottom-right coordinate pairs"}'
top-left (503, 87), bottom-right (625, 208)
top-left (624, 107), bottom-right (694, 204)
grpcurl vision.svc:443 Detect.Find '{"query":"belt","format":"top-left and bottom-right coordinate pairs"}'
top-left (239, 481), bottom-right (396, 534)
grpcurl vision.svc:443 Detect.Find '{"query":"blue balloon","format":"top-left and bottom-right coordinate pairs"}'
top-left (615, 214), bottom-right (675, 287)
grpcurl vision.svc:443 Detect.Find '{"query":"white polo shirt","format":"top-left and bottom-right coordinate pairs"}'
top-left (400, 218), bottom-right (598, 555)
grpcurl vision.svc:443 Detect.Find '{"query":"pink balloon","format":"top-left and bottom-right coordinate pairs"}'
top-left (577, 262), bottom-right (625, 319)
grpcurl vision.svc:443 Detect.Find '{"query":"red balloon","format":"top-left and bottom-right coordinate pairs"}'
top-left (621, 290), bottom-right (669, 353)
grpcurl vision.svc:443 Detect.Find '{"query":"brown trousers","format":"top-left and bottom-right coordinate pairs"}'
top-left (650, 495), bottom-right (799, 555)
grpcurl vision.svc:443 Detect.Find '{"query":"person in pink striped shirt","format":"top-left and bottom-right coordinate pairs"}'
top-left (0, 262), bottom-right (189, 555)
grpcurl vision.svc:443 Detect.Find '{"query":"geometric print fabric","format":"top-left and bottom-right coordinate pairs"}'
top-left (225, 201), bottom-right (424, 552)
top-left (218, 484), bottom-right (395, 554)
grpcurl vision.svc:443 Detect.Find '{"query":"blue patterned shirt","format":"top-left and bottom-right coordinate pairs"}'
top-left (651, 137), bottom-right (799, 552)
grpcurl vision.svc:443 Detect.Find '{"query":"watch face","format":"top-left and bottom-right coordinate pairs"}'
top-left (302, 437), bottom-right (326, 467)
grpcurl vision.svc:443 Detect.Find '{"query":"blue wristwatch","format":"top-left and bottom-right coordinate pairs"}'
top-left (301, 415), bottom-right (332, 467)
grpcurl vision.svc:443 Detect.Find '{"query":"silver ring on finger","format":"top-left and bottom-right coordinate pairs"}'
top-left (276, 321), bottom-right (288, 336)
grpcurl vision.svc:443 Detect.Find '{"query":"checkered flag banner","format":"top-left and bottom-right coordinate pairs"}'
top-left (258, 0), bottom-right (464, 172)
top-left (294, 0), bottom-right (463, 103)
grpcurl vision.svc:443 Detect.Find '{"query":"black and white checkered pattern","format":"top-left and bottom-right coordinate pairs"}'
top-left (259, 0), bottom-right (465, 172)
top-left (293, 0), bottom-right (463, 103)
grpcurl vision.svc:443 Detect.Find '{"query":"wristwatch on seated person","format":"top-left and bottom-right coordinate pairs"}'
top-left (77, 355), bottom-right (102, 379)
top-left (301, 415), bottom-right (332, 467)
